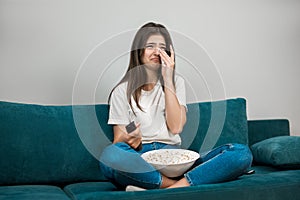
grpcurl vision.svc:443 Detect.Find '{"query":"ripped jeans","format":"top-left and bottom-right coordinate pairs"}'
top-left (99, 142), bottom-right (253, 189)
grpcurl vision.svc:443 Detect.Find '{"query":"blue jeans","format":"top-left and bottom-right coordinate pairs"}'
top-left (99, 142), bottom-right (253, 189)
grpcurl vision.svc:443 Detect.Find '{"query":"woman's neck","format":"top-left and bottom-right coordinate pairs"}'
top-left (142, 82), bottom-right (156, 91)
top-left (143, 68), bottom-right (158, 91)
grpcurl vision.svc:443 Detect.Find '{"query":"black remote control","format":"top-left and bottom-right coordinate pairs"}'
top-left (125, 121), bottom-right (137, 133)
top-left (125, 121), bottom-right (142, 151)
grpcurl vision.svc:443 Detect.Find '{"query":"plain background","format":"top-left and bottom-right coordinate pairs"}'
top-left (1, 0), bottom-right (299, 136)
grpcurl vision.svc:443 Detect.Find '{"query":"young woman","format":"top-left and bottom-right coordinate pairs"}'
top-left (99, 22), bottom-right (253, 191)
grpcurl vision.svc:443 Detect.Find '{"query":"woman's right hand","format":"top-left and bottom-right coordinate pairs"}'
top-left (112, 124), bottom-right (142, 149)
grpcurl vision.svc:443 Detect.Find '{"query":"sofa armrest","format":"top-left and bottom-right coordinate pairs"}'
top-left (247, 119), bottom-right (290, 146)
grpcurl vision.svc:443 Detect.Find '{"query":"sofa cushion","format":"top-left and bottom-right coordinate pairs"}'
top-left (251, 136), bottom-right (300, 169)
top-left (182, 98), bottom-right (248, 152)
top-left (0, 101), bottom-right (106, 185)
top-left (63, 182), bottom-right (118, 199)
top-left (0, 185), bottom-right (70, 200)
top-left (63, 168), bottom-right (300, 200)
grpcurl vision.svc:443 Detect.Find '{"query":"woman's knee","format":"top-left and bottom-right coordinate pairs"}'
top-left (231, 143), bottom-right (252, 157)
top-left (100, 142), bottom-right (153, 174)
top-left (229, 143), bottom-right (253, 169)
top-left (100, 142), bottom-right (132, 165)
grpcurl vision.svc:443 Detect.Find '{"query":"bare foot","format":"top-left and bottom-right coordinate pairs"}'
top-left (167, 177), bottom-right (190, 188)
top-left (160, 175), bottom-right (178, 188)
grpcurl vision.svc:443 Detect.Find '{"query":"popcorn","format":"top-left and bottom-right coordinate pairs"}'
top-left (142, 149), bottom-right (199, 165)
top-left (141, 149), bottom-right (200, 177)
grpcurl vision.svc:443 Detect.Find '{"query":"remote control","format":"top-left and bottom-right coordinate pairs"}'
top-left (125, 121), bottom-right (137, 133)
top-left (125, 121), bottom-right (142, 151)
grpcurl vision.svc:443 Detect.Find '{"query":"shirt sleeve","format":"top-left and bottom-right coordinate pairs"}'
top-left (175, 75), bottom-right (187, 110)
top-left (108, 83), bottom-right (131, 125)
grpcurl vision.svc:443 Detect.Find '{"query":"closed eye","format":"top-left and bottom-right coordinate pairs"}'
top-left (145, 44), bottom-right (154, 49)
top-left (160, 46), bottom-right (166, 51)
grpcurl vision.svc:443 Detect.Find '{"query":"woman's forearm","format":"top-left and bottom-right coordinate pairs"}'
top-left (164, 82), bottom-right (186, 134)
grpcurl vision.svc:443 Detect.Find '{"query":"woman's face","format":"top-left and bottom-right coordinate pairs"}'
top-left (141, 34), bottom-right (166, 71)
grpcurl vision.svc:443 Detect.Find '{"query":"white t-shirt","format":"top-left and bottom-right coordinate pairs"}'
top-left (108, 75), bottom-right (186, 145)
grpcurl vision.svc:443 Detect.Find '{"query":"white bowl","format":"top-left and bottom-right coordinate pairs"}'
top-left (141, 149), bottom-right (200, 178)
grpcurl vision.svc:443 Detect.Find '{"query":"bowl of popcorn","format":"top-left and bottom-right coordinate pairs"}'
top-left (141, 149), bottom-right (200, 178)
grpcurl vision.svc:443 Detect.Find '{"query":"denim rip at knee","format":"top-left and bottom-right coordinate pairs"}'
top-left (184, 143), bottom-right (253, 186)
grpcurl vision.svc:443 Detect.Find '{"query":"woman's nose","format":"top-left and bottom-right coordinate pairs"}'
top-left (153, 47), bottom-right (160, 55)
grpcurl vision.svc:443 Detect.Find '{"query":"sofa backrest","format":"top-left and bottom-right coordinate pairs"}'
top-left (247, 119), bottom-right (290, 146)
top-left (0, 101), bottom-right (106, 186)
top-left (181, 98), bottom-right (249, 152)
top-left (0, 98), bottom-right (288, 186)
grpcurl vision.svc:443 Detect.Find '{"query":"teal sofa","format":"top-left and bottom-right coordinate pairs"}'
top-left (1, 98), bottom-right (300, 200)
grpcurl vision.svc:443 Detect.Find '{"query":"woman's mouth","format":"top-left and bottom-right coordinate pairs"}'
top-left (151, 58), bottom-right (160, 63)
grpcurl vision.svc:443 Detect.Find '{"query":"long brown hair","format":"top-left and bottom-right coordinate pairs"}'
top-left (108, 22), bottom-right (176, 113)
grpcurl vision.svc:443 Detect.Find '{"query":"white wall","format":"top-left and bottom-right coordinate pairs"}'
top-left (1, 0), bottom-right (299, 136)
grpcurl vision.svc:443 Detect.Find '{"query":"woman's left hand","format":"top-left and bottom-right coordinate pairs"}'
top-left (159, 45), bottom-right (175, 84)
